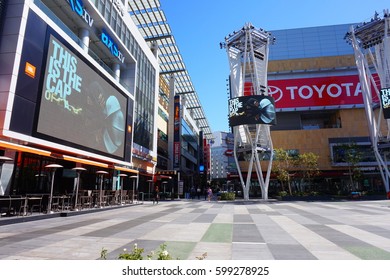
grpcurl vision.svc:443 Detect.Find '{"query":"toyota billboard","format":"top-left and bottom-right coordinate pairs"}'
top-left (267, 75), bottom-right (377, 109)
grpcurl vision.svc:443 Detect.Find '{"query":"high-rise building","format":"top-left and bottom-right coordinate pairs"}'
top-left (1, 0), bottom-right (157, 196)
top-left (231, 15), bottom-right (390, 197)
top-left (129, 1), bottom-right (213, 196)
top-left (210, 131), bottom-right (235, 181)
top-left (0, 0), bottom-right (212, 203)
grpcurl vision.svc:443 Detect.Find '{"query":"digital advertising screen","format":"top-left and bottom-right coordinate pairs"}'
top-left (380, 87), bottom-right (390, 119)
top-left (36, 34), bottom-right (128, 158)
top-left (228, 95), bottom-right (276, 127)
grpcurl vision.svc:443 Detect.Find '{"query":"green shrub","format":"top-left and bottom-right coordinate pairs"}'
top-left (278, 191), bottom-right (288, 197)
top-left (220, 192), bottom-right (235, 200)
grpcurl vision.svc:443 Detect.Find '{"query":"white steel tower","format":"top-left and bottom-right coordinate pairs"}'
top-left (222, 23), bottom-right (275, 200)
top-left (345, 10), bottom-right (390, 193)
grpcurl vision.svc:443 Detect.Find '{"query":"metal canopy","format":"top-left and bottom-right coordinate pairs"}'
top-left (128, 0), bottom-right (213, 140)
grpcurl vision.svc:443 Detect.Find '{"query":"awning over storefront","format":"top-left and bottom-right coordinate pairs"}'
top-left (114, 165), bottom-right (139, 174)
top-left (0, 140), bottom-right (51, 156)
top-left (0, 140), bottom-right (139, 172)
top-left (62, 155), bottom-right (110, 169)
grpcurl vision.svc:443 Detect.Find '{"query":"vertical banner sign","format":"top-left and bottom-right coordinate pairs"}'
top-left (173, 95), bottom-right (181, 169)
top-left (380, 88), bottom-right (390, 119)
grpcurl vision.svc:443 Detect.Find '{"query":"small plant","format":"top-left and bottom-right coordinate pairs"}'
top-left (118, 243), bottom-right (144, 260)
top-left (196, 252), bottom-right (208, 260)
top-left (100, 243), bottom-right (206, 260)
top-left (100, 248), bottom-right (108, 260)
top-left (155, 243), bottom-right (173, 260)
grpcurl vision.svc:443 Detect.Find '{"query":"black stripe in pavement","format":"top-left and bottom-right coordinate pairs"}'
top-left (190, 208), bottom-right (207, 213)
top-left (273, 205), bottom-right (342, 225)
top-left (0, 219), bottom-right (105, 245)
top-left (233, 224), bottom-right (264, 243)
top-left (234, 214), bottom-right (253, 223)
top-left (83, 207), bottom-right (182, 237)
top-left (354, 225), bottom-right (390, 239)
top-left (193, 214), bottom-right (217, 223)
top-left (306, 224), bottom-right (390, 259)
top-left (0, 219), bottom-right (106, 256)
top-left (268, 244), bottom-right (317, 260)
top-left (247, 208), bottom-right (263, 214)
top-left (211, 203), bottom-right (224, 208)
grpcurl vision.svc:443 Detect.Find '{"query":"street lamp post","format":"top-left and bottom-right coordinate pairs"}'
top-left (72, 167), bottom-right (86, 211)
top-left (118, 174), bottom-right (127, 205)
top-left (130, 175), bottom-right (138, 203)
top-left (146, 179), bottom-right (153, 201)
top-left (96, 171), bottom-right (108, 208)
top-left (45, 164), bottom-right (63, 214)
top-left (0, 156), bottom-right (12, 196)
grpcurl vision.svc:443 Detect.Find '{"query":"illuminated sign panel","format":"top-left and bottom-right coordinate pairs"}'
top-left (37, 34), bottom-right (128, 158)
top-left (229, 95), bottom-right (276, 127)
top-left (101, 30), bottom-right (125, 63)
top-left (380, 87), bottom-right (390, 119)
top-left (68, 0), bottom-right (94, 27)
top-left (67, 0), bottom-right (124, 63)
top-left (173, 95), bottom-right (181, 169)
top-left (268, 75), bottom-right (376, 109)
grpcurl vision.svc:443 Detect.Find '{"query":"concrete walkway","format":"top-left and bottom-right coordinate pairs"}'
top-left (0, 199), bottom-right (390, 260)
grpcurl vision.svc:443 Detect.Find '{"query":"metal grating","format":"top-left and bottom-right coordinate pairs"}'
top-left (128, 0), bottom-right (213, 139)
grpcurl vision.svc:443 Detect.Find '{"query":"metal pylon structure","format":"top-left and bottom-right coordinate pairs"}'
top-left (222, 23), bottom-right (275, 200)
top-left (345, 10), bottom-right (390, 193)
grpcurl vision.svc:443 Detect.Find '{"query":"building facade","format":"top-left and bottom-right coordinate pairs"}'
top-left (210, 131), bottom-right (235, 181)
top-left (129, 1), bottom-right (213, 197)
top-left (0, 0), bottom-right (160, 196)
top-left (232, 21), bottom-right (388, 197)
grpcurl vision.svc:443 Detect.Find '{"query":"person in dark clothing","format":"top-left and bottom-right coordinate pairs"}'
top-left (153, 186), bottom-right (160, 205)
top-left (190, 186), bottom-right (196, 199)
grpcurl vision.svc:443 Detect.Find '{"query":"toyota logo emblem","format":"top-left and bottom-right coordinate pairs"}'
top-left (268, 86), bottom-right (283, 102)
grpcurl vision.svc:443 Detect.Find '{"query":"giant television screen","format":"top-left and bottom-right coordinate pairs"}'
top-left (36, 34), bottom-right (127, 158)
top-left (228, 95), bottom-right (276, 127)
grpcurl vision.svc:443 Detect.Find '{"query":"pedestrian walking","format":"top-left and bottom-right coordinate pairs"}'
top-left (196, 187), bottom-right (201, 199)
top-left (153, 186), bottom-right (160, 204)
top-left (190, 186), bottom-right (196, 199)
top-left (207, 187), bottom-right (213, 202)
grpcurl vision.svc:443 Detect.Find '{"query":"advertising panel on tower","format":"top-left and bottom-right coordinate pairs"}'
top-left (228, 95), bottom-right (277, 127)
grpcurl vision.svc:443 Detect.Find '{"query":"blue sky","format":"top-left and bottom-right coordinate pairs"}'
top-left (159, 0), bottom-right (389, 133)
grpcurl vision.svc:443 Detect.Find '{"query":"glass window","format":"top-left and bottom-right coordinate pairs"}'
top-left (104, 1), bottom-right (111, 23)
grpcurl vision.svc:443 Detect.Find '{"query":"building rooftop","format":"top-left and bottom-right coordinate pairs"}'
top-left (269, 23), bottom-right (354, 60)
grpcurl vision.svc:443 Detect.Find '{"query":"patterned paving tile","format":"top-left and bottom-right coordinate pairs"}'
top-left (0, 199), bottom-right (389, 260)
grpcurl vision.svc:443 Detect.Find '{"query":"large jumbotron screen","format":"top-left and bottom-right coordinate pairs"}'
top-left (36, 34), bottom-right (128, 158)
top-left (228, 95), bottom-right (277, 127)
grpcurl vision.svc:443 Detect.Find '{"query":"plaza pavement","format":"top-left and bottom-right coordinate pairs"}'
top-left (0, 198), bottom-right (390, 260)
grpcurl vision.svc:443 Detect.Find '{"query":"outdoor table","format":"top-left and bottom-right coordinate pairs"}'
top-left (57, 195), bottom-right (72, 211)
top-left (0, 196), bottom-right (26, 216)
top-left (24, 196), bottom-right (43, 215)
top-left (79, 195), bottom-right (92, 209)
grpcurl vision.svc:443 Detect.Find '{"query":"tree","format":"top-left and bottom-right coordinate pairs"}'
top-left (334, 143), bottom-right (363, 190)
top-left (272, 148), bottom-right (294, 195)
top-left (294, 152), bottom-right (320, 192)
